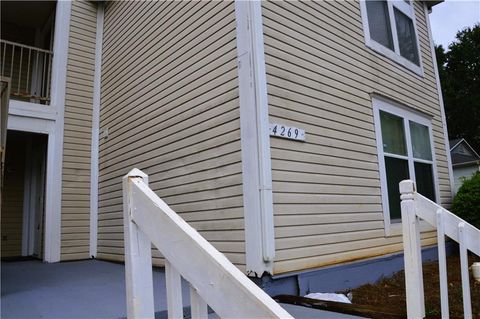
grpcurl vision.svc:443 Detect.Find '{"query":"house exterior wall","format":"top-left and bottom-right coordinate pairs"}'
top-left (61, 0), bottom-right (97, 260)
top-left (98, 1), bottom-right (244, 268)
top-left (261, 1), bottom-right (451, 274)
top-left (453, 164), bottom-right (479, 193)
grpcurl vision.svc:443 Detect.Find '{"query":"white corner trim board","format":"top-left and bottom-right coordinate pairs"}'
top-left (235, 1), bottom-right (275, 276)
top-left (44, 0), bottom-right (72, 263)
top-left (424, 3), bottom-right (455, 198)
top-left (90, 2), bottom-right (104, 259)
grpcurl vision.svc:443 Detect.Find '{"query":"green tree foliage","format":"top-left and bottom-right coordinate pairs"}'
top-left (452, 172), bottom-right (480, 229)
top-left (436, 24), bottom-right (480, 151)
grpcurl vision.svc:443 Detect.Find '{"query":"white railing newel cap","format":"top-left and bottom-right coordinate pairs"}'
top-left (124, 168), bottom-right (148, 181)
top-left (123, 168), bottom-right (148, 221)
top-left (400, 180), bottom-right (416, 200)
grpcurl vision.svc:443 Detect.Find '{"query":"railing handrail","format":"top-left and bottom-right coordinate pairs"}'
top-left (400, 180), bottom-right (480, 319)
top-left (0, 39), bottom-right (53, 54)
top-left (123, 168), bottom-right (293, 319)
top-left (411, 192), bottom-right (480, 255)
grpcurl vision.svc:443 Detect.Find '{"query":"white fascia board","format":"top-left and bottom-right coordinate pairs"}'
top-left (90, 2), bottom-right (104, 259)
top-left (235, 0), bottom-right (275, 276)
top-left (7, 114), bottom-right (55, 134)
top-left (450, 139), bottom-right (463, 151)
top-left (9, 100), bottom-right (56, 121)
top-left (453, 160), bottom-right (480, 169)
top-left (44, 0), bottom-right (72, 263)
top-left (424, 4), bottom-right (455, 199)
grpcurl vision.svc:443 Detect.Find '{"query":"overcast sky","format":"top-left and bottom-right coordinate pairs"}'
top-left (428, 0), bottom-right (480, 49)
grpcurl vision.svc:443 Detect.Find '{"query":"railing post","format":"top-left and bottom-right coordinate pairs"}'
top-left (165, 260), bottom-right (183, 319)
top-left (458, 223), bottom-right (472, 317)
top-left (190, 285), bottom-right (208, 319)
top-left (436, 209), bottom-right (449, 318)
top-left (123, 169), bottom-right (154, 319)
top-left (400, 180), bottom-right (425, 318)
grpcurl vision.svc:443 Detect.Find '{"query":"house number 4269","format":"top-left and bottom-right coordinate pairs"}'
top-left (269, 123), bottom-right (305, 141)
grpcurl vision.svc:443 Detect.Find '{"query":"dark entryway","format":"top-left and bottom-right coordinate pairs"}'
top-left (1, 130), bottom-right (47, 259)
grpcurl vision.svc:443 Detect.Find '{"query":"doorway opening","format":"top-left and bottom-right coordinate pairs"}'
top-left (1, 130), bottom-right (47, 259)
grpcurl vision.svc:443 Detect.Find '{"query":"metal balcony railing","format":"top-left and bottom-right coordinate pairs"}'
top-left (1, 39), bottom-right (53, 104)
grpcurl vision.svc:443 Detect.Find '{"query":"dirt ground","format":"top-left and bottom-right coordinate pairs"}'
top-left (348, 254), bottom-right (480, 318)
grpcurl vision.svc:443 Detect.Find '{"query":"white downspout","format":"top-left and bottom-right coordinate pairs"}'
top-left (235, 1), bottom-right (275, 276)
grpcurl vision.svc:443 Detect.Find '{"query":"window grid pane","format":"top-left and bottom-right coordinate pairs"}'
top-left (380, 110), bottom-right (407, 156)
top-left (385, 156), bottom-right (410, 220)
top-left (394, 7), bottom-right (419, 65)
top-left (414, 162), bottom-right (435, 202)
top-left (366, 0), bottom-right (394, 50)
top-left (409, 121), bottom-right (432, 160)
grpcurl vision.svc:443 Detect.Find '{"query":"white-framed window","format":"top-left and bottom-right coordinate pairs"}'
top-left (373, 97), bottom-right (439, 235)
top-left (360, 0), bottom-right (423, 75)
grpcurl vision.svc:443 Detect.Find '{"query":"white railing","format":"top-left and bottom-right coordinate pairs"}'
top-left (400, 180), bottom-right (480, 319)
top-left (1, 39), bottom-right (53, 104)
top-left (123, 168), bottom-right (293, 319)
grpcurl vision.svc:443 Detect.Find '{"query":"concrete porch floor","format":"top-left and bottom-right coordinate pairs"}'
top-left (1, 259), bottom-right (192, 318)
top-left (1, 259), bottom-right (363, 319)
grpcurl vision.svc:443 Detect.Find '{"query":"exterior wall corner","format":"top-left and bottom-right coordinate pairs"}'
top-left (235, 1), bottom-right (275, 276)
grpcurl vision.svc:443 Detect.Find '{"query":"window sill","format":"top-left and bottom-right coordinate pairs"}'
top-left (385, 219), bottom-right (435, 237)
top-left (366, 39), bottom-right (424, 77)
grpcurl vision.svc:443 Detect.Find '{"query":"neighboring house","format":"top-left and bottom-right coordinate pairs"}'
top-left (450, 138), bottom-right (480, 194)
top-left (1, 0), bottom-right (453, 292)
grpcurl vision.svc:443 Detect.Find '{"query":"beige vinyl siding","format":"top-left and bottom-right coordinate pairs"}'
top-left (262, 0), bottom-right (450, 274)
top-left (98, 2), bottom-right (244, 268)
top-left (61, 0), bottom-right (97, 260)
top-left (1, 133), bottom-right (26, 257)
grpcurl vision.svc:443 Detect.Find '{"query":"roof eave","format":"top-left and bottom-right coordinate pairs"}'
top-left (425, 0), bottom-right (444, 10)
top-left (452, 160), bottom-right (480, 168)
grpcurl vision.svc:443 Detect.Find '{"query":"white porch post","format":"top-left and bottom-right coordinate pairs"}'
top-left (123, 169), bottom-right (155, 319)
top-left (400, 180), bottom-right (425, 318)
top-left (44, 0), bottom-right (71, 263)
